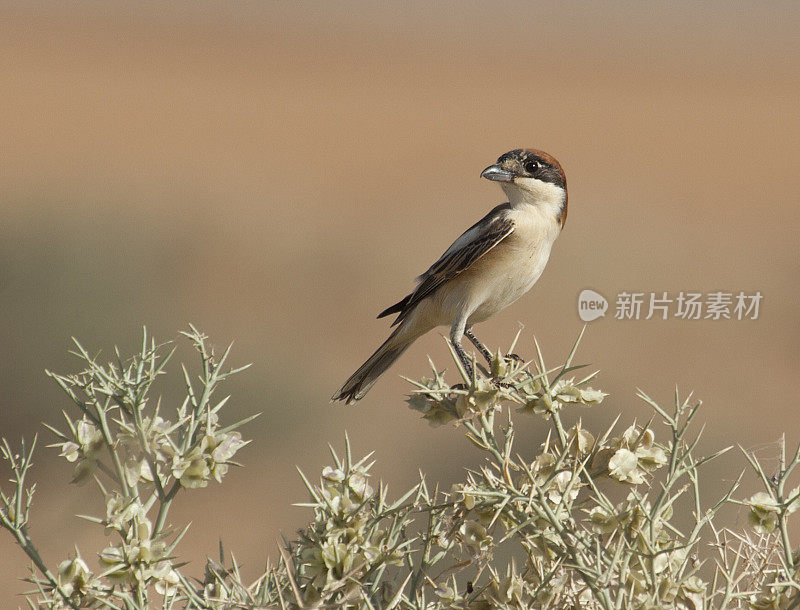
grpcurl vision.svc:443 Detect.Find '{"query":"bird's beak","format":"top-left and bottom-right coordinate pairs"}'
top-left (480, 164), bottom-right (515, 182)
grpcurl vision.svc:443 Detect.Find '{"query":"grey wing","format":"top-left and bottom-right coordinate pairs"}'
top-left (389, 212), bottom-right (515, 325)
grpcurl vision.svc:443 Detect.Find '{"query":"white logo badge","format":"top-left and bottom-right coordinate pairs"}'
top-left (578, 289), bottom-right (608, 322)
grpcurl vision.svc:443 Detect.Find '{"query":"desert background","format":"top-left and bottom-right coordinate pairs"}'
top-left (1, 1), bottom-right (799, 603)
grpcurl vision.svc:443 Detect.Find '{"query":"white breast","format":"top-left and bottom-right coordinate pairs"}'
top-left (464, 204), bottom-right (561, 324)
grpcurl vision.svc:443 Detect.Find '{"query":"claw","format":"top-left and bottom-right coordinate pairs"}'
top-left (490, 378), bottom-right (514, 390)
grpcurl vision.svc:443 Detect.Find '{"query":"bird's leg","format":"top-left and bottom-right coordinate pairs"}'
top-left (465, 328), bottom-right (493, 364)
top-left (465, 328), bottom-right (514, 389)
top-left (450, 321), bottom-right (474, 380)
top-left (453, 343), bottom-right (474, 379)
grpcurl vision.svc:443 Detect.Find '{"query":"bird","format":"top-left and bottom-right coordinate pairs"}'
top-left (332, 148), bottom-right (568, 404)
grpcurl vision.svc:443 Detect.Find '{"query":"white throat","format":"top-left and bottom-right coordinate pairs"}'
top-left (501, 177), bottom-right (565, 218)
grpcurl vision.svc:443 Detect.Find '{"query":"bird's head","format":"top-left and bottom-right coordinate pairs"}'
top-left (481, 149), bottom-right (568, 227)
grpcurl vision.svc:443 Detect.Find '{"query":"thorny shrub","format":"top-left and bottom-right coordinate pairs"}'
top-left (1, 327), bottom-right (799, 609)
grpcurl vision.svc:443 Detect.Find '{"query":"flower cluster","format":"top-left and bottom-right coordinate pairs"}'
top-left (50, 554), bottom-right (109, 608)
top-left (292, 446), bottom-right (409, 606)
top-left (169, 414), bottom-right (248, 489)
top-left (592, 424), bottom-right (669, 484)
top-left (518, 376), bottom-right (607, 417)
top-left (746, 489), bottom-right (800, 534)
top-left (407, 346), bottom-right (606, 428)
top-left (116, 414), bottom-right (171, 486)
top-left (98, 515), bottom-right (179, 595)
top-left (52, 417), bottom-right (105, 485)
top-left (406, 366), bottom-right (509, 427)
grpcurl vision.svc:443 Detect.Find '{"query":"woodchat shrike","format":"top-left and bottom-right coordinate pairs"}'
top-left (333, 149), bottom-right (567, 404)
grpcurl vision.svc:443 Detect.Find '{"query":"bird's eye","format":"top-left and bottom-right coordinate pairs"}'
top-left (524, 160), bottom-right (539, 174)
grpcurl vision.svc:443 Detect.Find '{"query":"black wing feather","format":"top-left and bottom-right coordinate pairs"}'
top-left (377, 204), bottom-right (515, 326)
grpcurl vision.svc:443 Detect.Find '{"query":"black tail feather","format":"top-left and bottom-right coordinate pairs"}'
top-left (376, 294), bottom-right (411, 319)
top-left (332, 330), bottom-right (411, 404)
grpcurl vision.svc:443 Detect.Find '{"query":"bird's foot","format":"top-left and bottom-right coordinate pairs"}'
top-left (490, 378), bottom-right (514, 390)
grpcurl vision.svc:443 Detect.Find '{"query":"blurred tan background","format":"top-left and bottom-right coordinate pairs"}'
top-left (1, 1), bottom-right (799, 603)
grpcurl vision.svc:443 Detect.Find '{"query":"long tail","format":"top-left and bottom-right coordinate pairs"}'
top-left (332, 327), bottom-right (414, 404)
